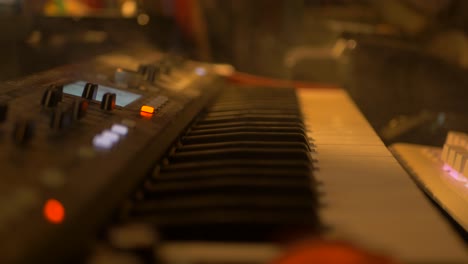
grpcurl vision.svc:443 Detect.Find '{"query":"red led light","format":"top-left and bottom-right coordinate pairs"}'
top-left (43, 199), bottom-right (65, 224)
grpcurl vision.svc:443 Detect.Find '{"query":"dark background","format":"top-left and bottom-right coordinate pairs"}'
top-left (0, 0), bottom-right (467, 146)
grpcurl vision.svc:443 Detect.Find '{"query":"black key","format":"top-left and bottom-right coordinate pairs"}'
top-left (174, 141), bottom-right (311, 152)
top-left (168, 148), bottom-right (310, 163)
top-left (182, 132), bottom-right (309, 145)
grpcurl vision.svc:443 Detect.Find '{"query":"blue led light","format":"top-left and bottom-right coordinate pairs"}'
top-left (101, 130), bottom-right (120, 143)
top-left (93, 135), bottom-right (113, 150)
top-left (111, 124), bottom-right (129, 136)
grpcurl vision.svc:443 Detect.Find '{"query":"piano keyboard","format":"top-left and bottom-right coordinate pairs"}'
top-left (298, 88), bottom-right (467, 263)
top-left (123, 86), bottom-right (320, 241)
top-left (94, 86), bottom-right (468, 264)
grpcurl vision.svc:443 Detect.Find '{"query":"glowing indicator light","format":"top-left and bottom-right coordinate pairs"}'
top-left (101, 130), bottom-right (120, 143)
top-left (111, 124), bottom-right (129, 136)
top-left (443, 163), bottom-right (467, 182)
top-left (140, 105), bottom-right (155, 114)
top-left (140, 111), bottom-right (153, 119)
top-left (195, 67), bottom-right (206, 76)
top-left (44, 199), bottom-right (65, 224)
top-left (93, 134), bottom-right (113, 150)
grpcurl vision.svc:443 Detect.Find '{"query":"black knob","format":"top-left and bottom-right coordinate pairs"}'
top-left (50, 107), bottom-right (73, 130)
top-left (41, 87), bottom-right (61, 107)
top-left (0, 102), bottom-right (7, 123)
top-left (82, 83), bottom-right (98, 100)
top-left (138, 65), bottom-right (159, 82)
top-left (72, 99), bottom-right (88, 120)
top-left (13, 119), bottom-right (35, 145)
top-left (50, 84), bottom-right (63, 101)
top-left (159, 61), bottom-right (171, 75)
top-left (137, 64), bottom-right (147, 75)
top-left (101, 93), bottom-right (116, 111)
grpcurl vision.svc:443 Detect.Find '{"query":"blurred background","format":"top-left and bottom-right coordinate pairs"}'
top-left (0, 0), bottom-right (467, 146)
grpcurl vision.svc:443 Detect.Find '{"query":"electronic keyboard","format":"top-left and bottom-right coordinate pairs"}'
top-left (0, 49), bottom-right (466, 263)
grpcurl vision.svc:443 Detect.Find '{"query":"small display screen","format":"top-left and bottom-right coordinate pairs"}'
top-left (63, 81), bottom-right (141, 107)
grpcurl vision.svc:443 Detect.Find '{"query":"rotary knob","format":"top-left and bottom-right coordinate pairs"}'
top-left (72, 99), bottom-right (88, 120)
top-left (114, 68), bottom-right (142, 88)
top-left (41, 86), bottom-right (62, 108)
top-left (13, 119), bottom-right (35, 145)
top-left (82, 83), bottom-right (98, 100)
top-left (138, 64), bottom-right (159, 82)
top-left (50, 84), bottom-right (63, 101)
top-left (159, 61), bottom-right (171, 75)
top-left (101, 93), bottom-right (116, 111)
top-left (50, 107), bottom-right (73, 130)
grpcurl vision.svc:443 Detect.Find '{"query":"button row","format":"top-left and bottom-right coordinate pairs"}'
top-left (139, 96), bottom-right (169, 118)
top-left (93, 123), bottom-right (131, 150)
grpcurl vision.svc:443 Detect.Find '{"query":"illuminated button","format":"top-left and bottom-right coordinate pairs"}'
top-left (140, 105), bottom-right (155, 114)
top-left (101, 130), bottom-right (120, 143)
top-left (195, 67), bottom-right (207, 76)
top-left (93, 134), bottom-right (114, 150)
top-left (111, 124), bottom-right (129, 136)
top-left (140, 111), bottom-right (153, 119)
top-left (43, 199), bottom-right (65, 224)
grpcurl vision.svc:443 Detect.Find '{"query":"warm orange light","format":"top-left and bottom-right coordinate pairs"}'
top-left (140, 111), bottom-right (153, 119)
top-left (43, 199), bottom-right (65, 224)
top-left (140, 105), bottom-right (155, 114)
top-left (272, 240), bottom-right (399, 264)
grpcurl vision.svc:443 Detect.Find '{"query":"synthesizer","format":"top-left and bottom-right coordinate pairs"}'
top-left (0, 49), bottom-right (466, 263)
top-left (391, 131), bottom-right (468, 232)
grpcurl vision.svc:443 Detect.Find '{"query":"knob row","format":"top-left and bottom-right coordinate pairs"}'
top-left (41, 85), bottom-right (63, 108)
top-left (41, 83), bottom-right (116, 112)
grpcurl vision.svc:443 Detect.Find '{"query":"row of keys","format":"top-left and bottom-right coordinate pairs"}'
top-left (442, 131), bottom-right (468, 177)
top-left (122, 87), bottom-right (319, 241)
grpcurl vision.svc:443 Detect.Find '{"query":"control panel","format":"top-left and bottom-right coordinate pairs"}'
top-left (0, 49), bottom-right (221, 263)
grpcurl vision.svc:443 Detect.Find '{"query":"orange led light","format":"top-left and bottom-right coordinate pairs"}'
top-left (43, 199), bottom-right (65, 224)
top-left (140, 105), bottom-right (155, 114)
top-left (140, 111), bottom-right (153, 119)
